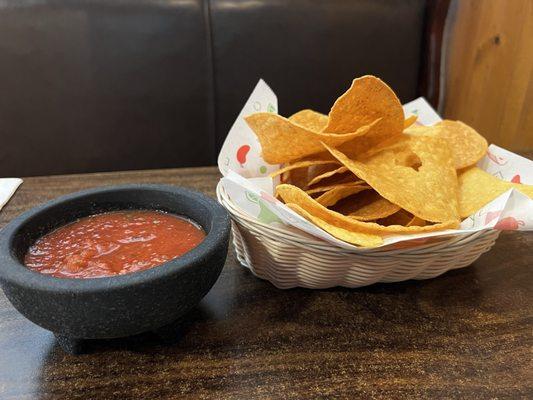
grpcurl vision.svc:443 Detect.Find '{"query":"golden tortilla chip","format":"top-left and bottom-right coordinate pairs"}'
top-left (306, 166), bottom-right (349, 187)
top-left (404, 115), bottom-right (418, 129)
top-left (270, 160), bottom-right (338, 178)
top-left (336, 124), bottom-right (409, 160)
top-left (323, 75), bottom-right (404, 136)
top-left (323, 135), bottom-right (460, 223)
top-left (295, 150), bottom-right (338, 162)
top-left (405, 120), bottom-right (488, 169)
top-left (344, 191), bottom-right (401, 221)
top-left (278, 153), bottom-right (337, 186)
top-left (289, 109), bottom-right (328, 132)
top-left (286, 203), bottom-right (383, 247)
top-left (316, 184), bottom-right (370, 207)
top-left (309, 171), bottom-right (360, 190)
top-left (321, 76), bottom-right (404, 159)
top-left (283, 165), bottom-right (310, 188)
top-left (308, 162), bottom-right (340, 182)
top-left (376, 209), bottom-right (415, 226)
top-left (357, 136), bottom-right (421, 169)
top-left (334, 136), bottom-right (378, 159)
top-left (245, 113), bottom-right (378, 164)
top-left (394, 148), bottom-right (422, 169)
top-left (277, 184), bottom-right (459, 234)
top-left (283, 162), bottom-right (345, 189)
top-left (458, 167), bottom-right (533, 217)
top-left (306, 182), bottom-right (365, 195)
top-left (407, 216), bottom-right (427, 227)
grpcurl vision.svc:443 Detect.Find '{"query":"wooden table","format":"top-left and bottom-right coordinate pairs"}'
top-left (0, 167), bottom-right (532, 399)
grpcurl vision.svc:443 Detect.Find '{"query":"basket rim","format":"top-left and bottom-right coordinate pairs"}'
top-left (216, 180), bottom-right (499, 256)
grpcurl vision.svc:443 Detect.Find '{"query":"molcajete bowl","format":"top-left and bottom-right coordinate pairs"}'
top-left (0, 184), bottom-right (230, 342)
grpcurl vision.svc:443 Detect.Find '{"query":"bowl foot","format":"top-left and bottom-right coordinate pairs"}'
top-left (54, 316), bottom-right (190, 354)
top-left (55, 335), bottom-right (87, 355)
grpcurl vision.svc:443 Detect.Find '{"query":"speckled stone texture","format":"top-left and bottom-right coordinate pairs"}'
top-left (0, 185), bottom-right (230, 345)
top-left (0, 165), bottom-right (531, 399)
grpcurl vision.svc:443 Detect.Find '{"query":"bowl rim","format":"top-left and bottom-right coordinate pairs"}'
top-left (0, 184), bottom-right (230, 294)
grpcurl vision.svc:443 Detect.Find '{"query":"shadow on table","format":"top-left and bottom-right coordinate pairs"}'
top-left (62, 304), bottom-right (215, 355)
top-left (31, 259), bottom-right (501, 398)
top-left (37, 260), bottom-right (489, 357)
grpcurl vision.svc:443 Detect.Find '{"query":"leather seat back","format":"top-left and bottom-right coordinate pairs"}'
top-left (0, 0), bottom-right (427, 176)
top-left (0, 1), bottom-right (213, 176)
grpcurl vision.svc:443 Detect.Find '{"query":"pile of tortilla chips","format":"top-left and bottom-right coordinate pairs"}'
top-left (244, 76), bottom-right (533, 247)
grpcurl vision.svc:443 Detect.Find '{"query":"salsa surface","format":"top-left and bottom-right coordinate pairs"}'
top-left (24, 210), bottom-right (206, 279)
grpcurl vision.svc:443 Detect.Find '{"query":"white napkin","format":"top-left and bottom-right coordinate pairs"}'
top-left (0, 178), bottom-right (22, 211)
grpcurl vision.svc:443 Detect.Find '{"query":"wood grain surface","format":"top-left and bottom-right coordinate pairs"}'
top-left (443, 0), bottom-right (533, 151)
top-left (0, 166), bottom-right (532, 399)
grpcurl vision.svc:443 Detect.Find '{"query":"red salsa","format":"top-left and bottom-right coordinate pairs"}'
top-left (24, 210), bottom-right (206, 279)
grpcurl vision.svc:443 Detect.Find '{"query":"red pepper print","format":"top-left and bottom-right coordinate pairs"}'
top-left (494, 217), bottom-right (524, 230)
top-left (236, 144), bottom-right (251, 167)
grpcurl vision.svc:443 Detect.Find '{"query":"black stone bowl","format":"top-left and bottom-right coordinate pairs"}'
top-left (0, 184), bottom-right (230, 350)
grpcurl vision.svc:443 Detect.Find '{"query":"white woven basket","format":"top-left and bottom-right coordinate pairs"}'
top-left (216, 183), bottom-right (500, 289)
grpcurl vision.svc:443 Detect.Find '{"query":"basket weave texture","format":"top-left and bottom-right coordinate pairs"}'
top-left (217, 183), bottom-right (500, 289)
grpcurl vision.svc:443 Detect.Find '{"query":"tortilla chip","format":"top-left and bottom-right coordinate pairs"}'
top-left (289, 109), bottom-right (328, 132)
top-left (458, 167), bottom-right (533, 217)
top-left (306, 166), bottom-right (349, 187)
top-left (282, 162), bottom-right (346, 190)
top-left (323, 135), bottom-right (460, 223)
top-left (404, 115), bottom-right (418, 129)
top-left (245, 113), bottom-right (378, 164)
top-left (321, 76), bottom-right (404, 159)
top-left (283, 165), bottom-right (310, 188)
top-left (286, 204), bottom-right (383, 247)
top-left (407, 216), bottom-right (427, 227)
top-left (270, 160), bottom-right (338, 178)
top-left (308, 163), bottom-right (340, 181)
top-left (309, 172), bottom-right (360, 190)
top-left (315, 185), bottom-right (370, 207)
top-left (343, 191), bottom-right (402, 221)
top-left (405, 120), bottom-right (488, 169)
top-left (376, 209), bottom-right (415, 226)
top-left (295, 151), bottom-right (338, 162)
top-left (358, 137), bottom-right (421, 169)
top-left (277, 184), bottom-right (459, 234)
top-left (394, 149), bottom-right (422, 169)
top-left (323, 75), bottom-right (404, 136)
top-left (306, 182), bottom-right (365, 195)
top-left (336, 125), bottom-right (409, 160)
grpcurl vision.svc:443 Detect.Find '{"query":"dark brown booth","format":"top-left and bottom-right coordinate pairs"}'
top-left (0, 0), bottom-right (446, 177)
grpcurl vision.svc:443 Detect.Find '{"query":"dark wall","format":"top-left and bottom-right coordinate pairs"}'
top-left (0, 0), bottom-right (427, 177)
